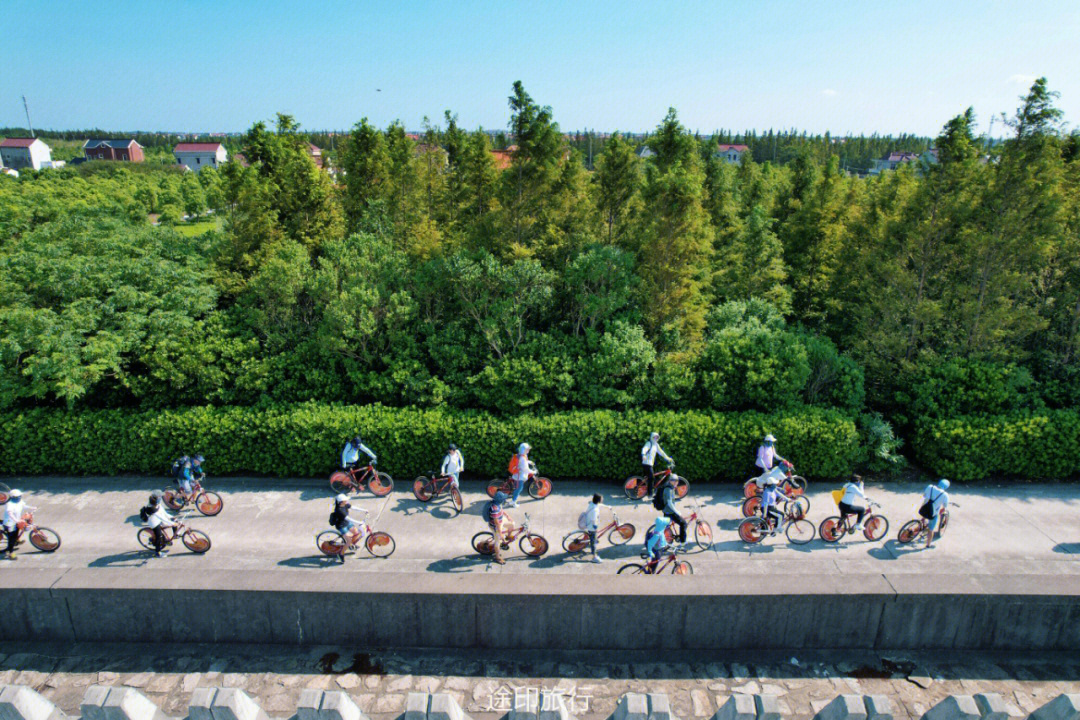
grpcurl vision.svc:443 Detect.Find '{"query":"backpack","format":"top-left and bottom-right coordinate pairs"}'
top-left (139, 505), bottom-right (154, 523)
top-left (170, 456), bottom-right (188, 478)
top-left (508, 454), bottom-right (520, 476)
top-left (329, 508), bottom-right (345, 528)
top-left (577, 510), bottom-right (589, 531)
top-left (919, 488), bottom-right (941, 519)
top-left (644, 525), bottom-right (658, 546)
top-left (652, 485), bottom-right (667, 511)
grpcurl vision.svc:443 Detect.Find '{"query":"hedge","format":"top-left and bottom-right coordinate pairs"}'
top-left (912, 410), bottom-right (1080, 481)
top-left (0, 404), bottom-right (860, 481)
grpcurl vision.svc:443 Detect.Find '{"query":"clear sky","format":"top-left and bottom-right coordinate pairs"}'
top-left (3, 0), bottom-right (1079, 138)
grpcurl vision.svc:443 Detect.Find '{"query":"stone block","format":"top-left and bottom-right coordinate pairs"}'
top-left (102, 687), bottom-right (162, 720)
top-left (617, 694), bottom-right (650, 720)
top-left (210, 688), bottom-right (266, 720)
top-left (429, 693), bottom-right (468, 720)
top-left (320, 692), bottom-right (366, 720)
top-left (188, 688), bottom-right (217, 720)
top-left (923, 696), bottom-right (980, 720)
top-left (755, 695), bottom-right (781, 720)
top-left (716, 695), bottom-right (756, 720)
top-left (296, 690), bottom-right (322, 720)
top-left (973, 694), bottom-right (1007, 720)
top-left (80, 687), bottom-right (112, 720)
top-left (540, 690), bottom-right (574, 720)
top-left (865, 696), bottom-right (894, 720)
top-left (405, 694), bottom-right (429, 720)
top-left (0, 685), bottom-right (65, 720)
top-left (815, 695), bottom-right (867, 720)
top-left (1030, 695), bottom-right (1080, 720)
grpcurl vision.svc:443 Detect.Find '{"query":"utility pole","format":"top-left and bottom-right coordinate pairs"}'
top-left (22, 95), bottom-right (35, 137)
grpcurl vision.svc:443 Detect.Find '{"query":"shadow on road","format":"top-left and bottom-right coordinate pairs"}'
top-left (89, 550), bottom-right (151, 567)
top-left (1052, 543), bottom-right (1080, 554)
top-left (426, 554), bottom-right (488, 573)
top-left (278, 554), bottom-right (340, 568)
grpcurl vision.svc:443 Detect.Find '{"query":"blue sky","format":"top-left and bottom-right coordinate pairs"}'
top-left (3, 0), bottom-right (1079, 137)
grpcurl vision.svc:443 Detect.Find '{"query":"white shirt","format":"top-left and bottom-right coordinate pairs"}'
top-left (3, 499), bottom-right (26, 530)
top-left (584, 502), bottom-right (601, 531)
top-left (147, 506), bottom-right (175, 529)
top-left (841, 482), bottom-right (867, 508)
top-left (441, 450), bottom-right (464, 475)
top-left (922, 485), bottom-right (949, 514)
top-left (641, 440), bottom-right (671, 466)
top-left (516, 453), bottom-right (535, 482)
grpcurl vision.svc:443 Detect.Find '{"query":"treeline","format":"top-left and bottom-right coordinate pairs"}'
top-left (1, 79), bottom-right (1078, 479)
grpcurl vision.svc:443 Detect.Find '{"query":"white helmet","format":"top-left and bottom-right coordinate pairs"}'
top-left (10, 489), bottom-right (22, 499)
top-left (650, 431), bottom-right (660, 441)
top-left (764, 434), bottom-right (777, 443)
top-left (334, 494), bottom-right (349, 504)
top-left (518, 443), bottom-right (531, 454)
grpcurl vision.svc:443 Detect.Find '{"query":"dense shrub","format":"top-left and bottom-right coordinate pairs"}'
top-left (897, 358), bottom-right (1044, 425)
top-left (0, 404), bottom-right (860, 481)
top-left (912, 410), bottom-right (1080, 481)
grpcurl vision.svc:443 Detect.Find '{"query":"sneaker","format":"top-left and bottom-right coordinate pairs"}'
top-left (507, 501), bottom-right (518, 508)
top-left (155, 551), bottom-right (163, 558)
top-left (499, 542), bottom-right (510, 550)
top-left (591, 555), bottom-right (603, 564)
top-left (494, 556), bottom-right (506, 565)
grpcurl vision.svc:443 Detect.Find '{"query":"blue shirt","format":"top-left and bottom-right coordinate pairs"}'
top-left (761, 486), bottom-right (784, 509)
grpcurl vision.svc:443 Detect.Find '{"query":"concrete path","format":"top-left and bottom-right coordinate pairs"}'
top-left (1, 476), bottom-right (1079, 575)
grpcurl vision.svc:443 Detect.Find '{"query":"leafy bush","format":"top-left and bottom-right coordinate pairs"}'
top-left (0, 404), bottom-right (860, 481)
top-left (856, 412), bottom-right (906, 474)
top-left (897, 358), bottom-right (1044, 425)
top-left (912, 410), bottom-right (1080, 481)
top-left (696, 328), bottom-right (811, 410)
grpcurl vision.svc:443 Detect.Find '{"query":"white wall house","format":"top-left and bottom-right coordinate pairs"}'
top-left (637, 146), bottom-right (656, 159)
top-left (0, 137), bottom-right (53, 170)
top-left (173, 142), bottom-right (228, 172)
top-left (716, 143), bottom-right (749, 164)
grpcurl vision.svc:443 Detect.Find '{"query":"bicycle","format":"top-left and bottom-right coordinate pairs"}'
top-left (742, 460), bottom-right (807, 498)
top-left (316, 509), bottom-right (396, 562)
top-left (136, 515), bottom-right (211, 554)
top-left (412, 472), bottom-right (464, 514)
top-left (562, 508), bottom-right (635, 554)
top-left (897, 507), bottom-right (953, 545)
top-left (737, 499), bottom-right (814, 545)
top-left (623, 464), bottom-right (689, 500)
top-left (472, 512), bottom-right (549, 557)
top-left (330, 464), bottom-right (394, 497)
top-left (819, 501), bottom-right (889, 543)
top-left (0, 508), bottom-right (61, 553)
top-left (740, 487), bottom-right (809, 518)
top-left (0, 482), bottom-right (10, 504)
top-left (617, 549), bottom-right (693, 575)
top-left (163, 477), bottom-right (223, 516)
top-left (486, 474), bottom-right (552, 500)
top-left (663, 507), bottom-right (713, 550)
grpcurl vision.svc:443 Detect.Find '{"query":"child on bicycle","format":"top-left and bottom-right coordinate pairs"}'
top-left (509, 443), bottom-right (536, 508)
top-left (643, 516), bottom-right (671, 573)
top-left (330, 494), bottom-right (367, 563)
top-left (760, 478), bottom-right (786, 535)
top-left (485, 491), bottom-right (514, 565)
top-left (441, 443), bottom-right (464, 489)
top-left (920, 479), bottom-right (950, 549)
top-left (839, 474), bottom-right (868, 532)
top-left (341, 435), bottom-right (377, 471)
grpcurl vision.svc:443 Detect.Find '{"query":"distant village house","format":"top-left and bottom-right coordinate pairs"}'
top-left (870, 151), bottom-right (920, 175)
top-left (173, 142), bottom-right (228, 172)
top-left (0, 137), bottom-right (53, 170)
top-left (308, 143), bottom-right (323, 168)
top-left (83, 139), bottom-right (145, 162)
top-left (716, 143), bottom-right (749, 164)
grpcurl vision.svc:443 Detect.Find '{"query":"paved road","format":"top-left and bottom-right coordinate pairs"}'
top-left (1, 475), bottom-right (1079, 576)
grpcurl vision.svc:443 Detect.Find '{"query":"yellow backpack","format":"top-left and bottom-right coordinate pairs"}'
top-left (830, 488), bottom-right (844, 506)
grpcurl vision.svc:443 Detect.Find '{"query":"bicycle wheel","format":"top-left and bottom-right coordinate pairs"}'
top-left (694, 520), bottom-right (714, 550)
top-left (617, 563), bottom-right (648, 575)
top-left (785, 519), bottom-right (815, 545)
top-left (485, 480), bottom-right (506, 499)
top-left (316, 530), bottom-right (347, 557)
top-left (162, 490), bottom-right (185, 511)
top-left (674, 478), bottom-right (690, 499)
top-left (471, 531), bottom-right (495, 555)
top-left (182, 529), bottom-right (212, 554)
top-left (412, 477), bottom-right (433, 502)
top-left (368, 472), bottom-right (394, 496)
top-left (520, 534), bottom-right (549, 557)
top-left (741, 496), bottom-right (761, 517)
top-left (738, 518), bottom-right (766, 544)
top-left (672, 560), bottom-right (694, 575)
top-left (743, 479), bottom-right (760, 498)
top-left (940, 511), bottom-right (950, 534)
top-left (449, 486), bottom-right (464, 514)
top-left (562, 531), bottom-right (590, 554)
top-left (196, 492), bottom-right (223, 516)
top-left (897, 520), bottom-right (922, 544)
top-left (136, 528), bottom-right (156, 550)
top-left (609, 523), bottom-right (635, 545)
top-left (819, 517), bottom-right (844, 543)
top-left (29, 527), bottom-right (61, 552)
top-left (792, 495), bottom-right (810, 519)
top-left (0, 482), bottom-right (10, 504)
top-left (787, 475), bottom-right (808, 493)
top-left (529, 477), bottom-right (552, 499)
top-left (863, 515), bottom-right (889, 541)
top-left (329, 472), bottom-right (353, 495)
top-left (623, 476), bottom-right (647, 500)
top-left (366, 531), bottom-right (396, 558)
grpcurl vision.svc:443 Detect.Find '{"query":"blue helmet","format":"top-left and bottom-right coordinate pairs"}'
top-left (493, 491), bottom-right (508, 504)
top-left (937, 478), bottom-right (950, 490)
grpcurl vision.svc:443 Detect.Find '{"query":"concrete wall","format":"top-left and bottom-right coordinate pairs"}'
top-left (4, 569), bottom-right (1080, 650)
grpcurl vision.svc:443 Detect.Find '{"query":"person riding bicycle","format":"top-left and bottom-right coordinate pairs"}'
top-left (640, 431), bottom-right (674, 499)
top-left (920, 479), bottom-right (951, 549)
top-left (508, 443), bottom-right (536, 508)
top-left (178, 454), bottom-right (205, 497)
top-left (145, 498), bottom-right (177, 558)
top-left (760, 478), bottom-right (786, 535)
top-left (341, 435), bottom-right (377, 471)
top-left (643, 516), bottom-right (671, 573)
top-left (657, 473), bottom-right (687, 547)
top-left (329, 494), bottom-right (367, 563)
top-left (838, 474), bottom-right (869, 532)
top-left (441, 443), bottom-right (464, 489)
top-left (3, 489), bottom-right (27, 560)
top-left (755, 434), bottom-right (788, 487)
top-left (484, 490), bottom-right (514, 565)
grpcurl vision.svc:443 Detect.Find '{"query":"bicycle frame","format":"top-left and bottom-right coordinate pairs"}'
top-left (648, 552), bottom-right (679, 573)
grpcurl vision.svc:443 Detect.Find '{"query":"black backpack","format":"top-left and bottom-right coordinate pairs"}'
top-left (329, 508), bottom-right (345, 528)
top-left (652, 485), bottom-right (667, 511)
top-left (918, 488), bottom-right (940, 519)
top-left (170, 456), bottom-right (188, 478)
top-left (139, 504), bottom-right (154, 522)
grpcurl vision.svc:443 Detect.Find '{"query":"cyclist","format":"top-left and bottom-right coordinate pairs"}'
top-left (640, 431), bottom-right (674, 499)
top-left (920, 479), bottom-right (951, 549)
top-left (341, 435), bottom-right (377, 472)
top-left (441, 443), bottom-right (464, 489)
top-left (838, 474), bottom-right (869, 532)
top-left (657, 473), bottom-right (686, 547)
top-left (582, 494), bottom-right (603, 563)
top-left (643, 516), bottom-right (672, 573)
top-left (755, 433), bottom-right (787, 475)
top-left (329, 494), bottom-right (367, 563)
top-left (509, 443), bottom-right (536, 508)
top-left (178, 454), bottom-right (205, 498)
top-left (484, 490), bottom-right (513, 565)
top-left (760, 477), bottom-right (786, 536)
top-left (145, 497), bottom-right (177, 558)
top-left (3, 489), bottom-right (27, 560)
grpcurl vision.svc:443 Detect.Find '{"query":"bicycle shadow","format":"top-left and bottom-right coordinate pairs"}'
top-left (299, 487), bottom-right (334, 502)
top-left (123, 513), bottom-right (144, 526)
top-left (426, 554), bottom-right (488, 573)
top-left (278, 555), bottom-right (341, 568)
top-left (1053, 543), bottom-right (1080, 555)
top-left (716, 518), bottom-right (744, 531)
top-left (89, 550), bottom-right (153, 567)
top-left (868, 541), bottom-right (901, 560)
top-left (390, 496), bottom-right (425, 517)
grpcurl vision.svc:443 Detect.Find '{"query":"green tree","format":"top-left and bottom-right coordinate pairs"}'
top-left (341, 118), bottom-right (391, 234)
top-left (592, 132), bottom-right (642, 244)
